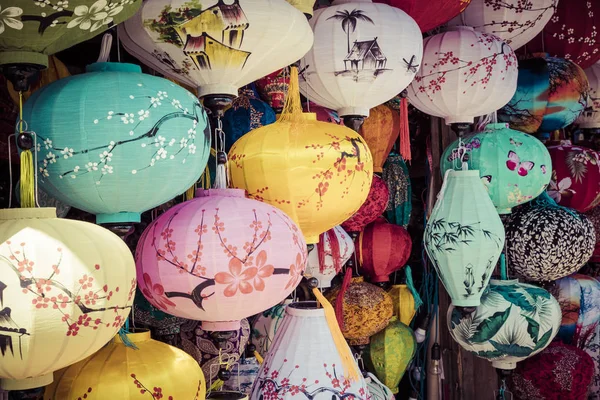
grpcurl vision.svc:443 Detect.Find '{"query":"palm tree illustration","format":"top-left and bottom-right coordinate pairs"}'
top-left (327, 9), bottom-right (374, 53)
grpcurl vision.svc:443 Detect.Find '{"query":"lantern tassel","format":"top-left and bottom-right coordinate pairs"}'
top-left (184, 184), bottom-right (196, 201)
top-left (18, 92), bottom-right (35, 208)
top-left (214, 161), bottom-right (228, 189)
top-left (328, 229), bottom-right (342, 273)
top-left (399, 97), bottom-right (411, 162)
top-left (254, 350), bottom-right (264, 364)
top-left (118, 327), bottom-right (139, 350)
top-left (317, 232), bottom-right (326, 273)
top-left (335, 267), bottom-right (353, 330)
top-left (312, 287), bottom-right (360, 382)
top-left (404, 265), bottom-right (423, 311)
top-left (278, 66), bottom-right (303, 124)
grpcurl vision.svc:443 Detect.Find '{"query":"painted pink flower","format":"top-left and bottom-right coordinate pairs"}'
top-left (285, 253), bottom-right (305, 290)
top-left (548, 177), bottom-right (576, 203)
top-left (254, 250), bottom-right (274, 291)
top-left (215, 258), bottom-right (258, 297)
top-left (142, 273), bottom-right (176, 310)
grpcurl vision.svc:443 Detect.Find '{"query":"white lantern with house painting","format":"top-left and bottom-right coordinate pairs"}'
top-left (577, 62), bottom-right (600, 129)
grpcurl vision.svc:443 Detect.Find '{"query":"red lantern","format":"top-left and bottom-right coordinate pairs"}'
top-left (342, 175), bottom-right (390, 233)
top-left (255, 68), bottom-right (289, 113)
top-left (584, 206), bottom-right (600, 262)
top-left (302, 101), bottom-right (342, 125)
top-left (357, 220), bottom-right (412, 283)
top-left (373, 0), bottom-right (472, 32)
top-left (547, 144), bottom-right (600, 213)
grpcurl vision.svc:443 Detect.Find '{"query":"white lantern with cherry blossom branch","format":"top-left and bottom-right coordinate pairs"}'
top-left (577, 62), bottom-right (600, 129)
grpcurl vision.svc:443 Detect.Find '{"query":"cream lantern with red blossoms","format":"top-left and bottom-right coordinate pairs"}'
top-left (135, 189), bottom-right (307, 331)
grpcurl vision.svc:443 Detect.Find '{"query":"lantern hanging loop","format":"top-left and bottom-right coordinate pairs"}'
top-left (97, 33), bottom-right (114, 63)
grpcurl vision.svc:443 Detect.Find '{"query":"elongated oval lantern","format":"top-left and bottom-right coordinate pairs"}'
top-left (577, 62), bottom-right (600, 129)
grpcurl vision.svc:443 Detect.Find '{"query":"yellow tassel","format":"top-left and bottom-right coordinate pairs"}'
top-left (254, 350), bottom-right (264, 364)
top-left (209, 379), bottom-right (224, 391)
top-left (184, 184), bottom-right (196, 201)
top-left (312, 288), bottom-right (360, 382)
top-left (278, 66), bottom-right (304, 124)
top-left (18, 92), bottom-right (35, 208)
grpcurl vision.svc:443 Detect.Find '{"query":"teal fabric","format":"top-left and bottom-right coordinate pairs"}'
top-left (21, 62), bottom-right (211, 223)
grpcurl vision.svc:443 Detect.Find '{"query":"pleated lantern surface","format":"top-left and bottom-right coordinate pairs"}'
top-left (0, 0), bottom-right (140, 68)
top-left (359, 104), bottom-right (400, 173)
top-left (424, 170), bottom-right (505, 307)
top-left (577, 62), bottom-right (600, 129)
top-left (299, 0), bottom-right (423, 118)
top-left (0, 208), bottom-right (136, 390)
top-left (119, 0), bottom-right (313, 98)
top-left (498, 55), bottom-right (589, 134)
top-left (372, 0), bottom-right (471, 32)
top-left (547, 144), bottom-right (600, 213)
top-left (505, 193), bottom-right (596, 282)
top-left (229, 68), bottom-right (374, 244)
top-left (367, 316), bottom-right (415, 394)
top-left (250, 301), bottom-right (370, 400)
top-left (306, 226), bottom-right (354, 289)
top-left (447, 0), bottom-right (557, 50)
top-left (448, 279), bottom-right (561, 370)
top-left (342, 175), bottom-right (389, 233)
top-left (357, 220), bottom-right (412, 283)
top-left (286, 0), bottom-right (317, 19)
top-left (136, 189), bottom-right (307, 331)
top-left (250, 300), bottom-right (291, 356)
top-left (44, 330), bottom-right (205, 399)
top-left (388, 285), bottom-right (417, 326)
top-left (408, 26), bottom-right (518, 125)
top-left (441, 123), bottom-right (552, 214)
top-left (21, 62), bottom-right (211, 224)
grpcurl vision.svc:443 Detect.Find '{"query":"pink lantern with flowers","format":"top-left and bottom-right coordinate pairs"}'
top-left (135, 189), bottom-right (307, 332)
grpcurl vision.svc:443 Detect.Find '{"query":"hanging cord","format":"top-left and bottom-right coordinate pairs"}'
top-left (97, 33), bottom-right (113, 63)
top-left (405, 265), bottom-right (424, 311)
top-left (213, 116), bottom-right (229, 189)
top-left (118, 319), bottom-right (139, 349)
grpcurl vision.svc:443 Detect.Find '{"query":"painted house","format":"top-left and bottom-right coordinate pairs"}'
top-left (183, 32), bottom-right (251, 70)
top-left (344, 38), bottom-right (387, 72)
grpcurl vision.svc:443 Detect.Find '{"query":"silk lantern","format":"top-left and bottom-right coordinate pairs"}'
top-left (305, 226), bottom-right (354, 289)
top-left (229, 67), bottom-right (374, 244)
top-left (251, 301), bottom-right (369, 399)
top-left (256, 68), bottom-right (289, 112)
top-left (342, 175), bottom-right (389, 233)
top-left (448, 279), bottom-right (561, 370)
top-left (364, 373), bottom-right (394, 400)
top-left (286, 0), bottom-right (317, 18)
top-left (447, 0), bottom-right (558, 50)
top-left (498, 55), bottom-right (589, 134)
top-left (547, 144), bottom-right (600, 212)
top-left (21, 62), bottom-right (211, 224)
top-left (44, 330), bottom-right (205, 399)
top-left (299, 0), bottom-right (423, 118)
top-left (441, 123), bottom-right (552, 214)
top-left (424, 170), bottom-right (505, 307)
top-left (136, 188), bottom-right (307, 331)
top-left (0, 208), bottom-right (136, 390)
top-left (119, 0), bottom-right (313, 99)
top-left (585, 206), bottom-right (600, 263)
top-left (357, 220), bottom-right (412, 283)
top-left (407, 26), bottom-right (518, 125)
top-left (302, 102), bottom-right (342, 125)
top-left (372, 0), bottom-right (471, 32)
top-left (382, 153), bottom-right (411, 227)
top-left (578, 62), bottom-right (600, 129)
top-left (505, 193), bottom-right (596, 282)
top-left (250, 300), bottom-right (291, 356)
top-left (388, 285), bottom-right (417, 326)
top-left (359, 104), bottom-right (400, 173)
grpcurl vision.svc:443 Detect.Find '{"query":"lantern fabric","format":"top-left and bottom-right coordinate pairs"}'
top-left (359, 104), bottom-right (400, 173)
top-left (0, 208), bottom-right (136, 390)
top-left (21, 62), bottom-right (211, 224)
top-left (357, 220), bottom-right (412, 283)
top-left (364, 373), bottom-right (394, 400)
top-left (547, 144), bottom-right (600, 213)
top-left (508, 342), bottom-right (595, 400)
top-left (7, 56), bottom-right (70, 104)
top-left (119, 0), bottom-right (313, 98)
top-left (424, 170), bottom-right (505, 307)
top-left (505, 193), bottom-right (596, 282)
top-left (256, 68), bottom-right (289, 112)
top-left (498, 55), bottom-right (589, 134)
top-left (250, 300), bottom-right (291, 356)
top-left (577, 62), bottom-right (600, 129)
top-left (441, 123), bottom-right (552, 214)
top-left (286, 0), bottom-right (317, 18)
top-left (372, 0), bottom-right (471, 32)
top-left (222, 357), bottom-right (260, 395)
top-left (302, 101), bottom-right (342, 124)
top-left (342, 175), bottom-right (389, 233)
top-left (326, 277), bottom-right (394, 345)
top-left (585, 206), bottom-right (600, 263)
top-left (447, 0), bottom-right (558, 51)
top-left (367, 316), bottom-right (415, 394)
top-left (448, 279), bottom-right (561, 370)
top-left (388, 285), bottom-right (416, 326)
top-left (44, 330), bottom-right (205, 399)
top-left (250, 301), bottom-right (370, 400)
top-left (382, 153), bottom-right (412, 227)
top-left (136, 188), bottom-right (307, 331)
top-left (222, 85), bottom-right (276, 152)
top-left (0, 0), bottom-right (141, 67)
top-left (407, 26), bottom-right (518, 125)
top-left (299, 0), bottom-right (423, 117)
top-left (305, 226), bottom-right (354, 289)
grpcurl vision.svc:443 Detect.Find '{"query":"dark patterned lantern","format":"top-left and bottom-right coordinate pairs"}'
top-left (342, 175), bottom-right (389, 233)
top-left (584, 206), bottom-right (600, 263)
top-left (256, 68), bottom-right (289, 113)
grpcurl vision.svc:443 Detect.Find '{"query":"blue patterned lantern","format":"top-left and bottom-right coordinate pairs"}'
top-left (22, 62), bottom-right (211, 224)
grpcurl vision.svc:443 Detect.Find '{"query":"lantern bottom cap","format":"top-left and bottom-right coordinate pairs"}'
top-left (370, 275), bottom-right (390, 283)
top-left (337, 106), bottom-right (370, 118)
top-left (201, 320), bottom-right (241, 332)
top-left (496, 207), bottom-right (512, 215)
top-left (1, 373), bottom-right (53, 391)
top-left (96, 212), bottom-right (142, 224)
top-left (0, 51), bottom-right (48, 68)
top-left (348, 337), bottom-right (370, 346)
top-left (491, 360), bottom-right (517, 370)
top-left (199, 84), bottom-right (239, 98)
top-left (305, 235), bottom-right (320, 245)
top-left (444, 116), bottom-right (475, 125)
top-left (450, 297), bottom-right (482, 307)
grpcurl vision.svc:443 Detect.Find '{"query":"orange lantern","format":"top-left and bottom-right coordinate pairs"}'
top-left (360, 104), bottom-right (400, 173)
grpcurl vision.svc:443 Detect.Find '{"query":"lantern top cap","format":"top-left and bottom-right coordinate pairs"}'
top-left (287, 301), bottom-right (327, 317)
top-left (86, 62), bottom-right (142, 74)
top-left (331, 0), bottom-right (373, 4)
top-left (0, 207), bottom-right (57, 220)
top-left (113, 329), bottom-right (151, 344)
top-left (195, 188), bottom-right (246, 199)
top-left (484, 123), bottom-right (510, 131)
top-left (489, 278), bottom-right (520, 285)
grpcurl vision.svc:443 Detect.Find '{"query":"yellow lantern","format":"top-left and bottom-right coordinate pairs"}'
top-left (44, 330), bottom-right (206, 400)
top-left (229, 67), bottom-right (373, 244)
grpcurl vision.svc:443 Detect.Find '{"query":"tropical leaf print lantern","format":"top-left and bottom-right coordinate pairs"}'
top-left (299, 0), bottom-right (423, 118)
top-left (305, 226), bottom-right (354, 289)
top-left (135, 189), bottom-right (307, 331)
top-left (447, 0), bottom-right (558, 50)
top-left (424, 170), bottom-right (505, 307)
top-left (577, 62), bottom-right (600, 129)
top-left (448, 279), bottom-right (561, 370)
top-left (372, 0), bottom-right (471, 32)
top-left (21, 62), bottom-right (210, 224)
top-left (0, 208), bottom-right (136, 390)
top-left (407, 26), bottom-right (518, 125)
top-left (119, 0), bottom-right (313, 99)
top-left (441, 123), bottom-right (552, 214)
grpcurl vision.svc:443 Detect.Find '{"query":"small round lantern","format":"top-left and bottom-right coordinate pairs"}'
top-left (305, 226), bottom-right (354, 289)
top-left (577, 62), bottom-right (600, 129)
top-left (136, 189), bottom-right (307, 331)
top-left (359, 105), bottom-right (400, 173)
top-left (505, 193), bottom-right (596, 282)
top-left (448, 279), bottom-right (561, 370)
top-left (342, 175), bottom-right (390, 233)
top-left (373, 0), bottom-right (471, 32)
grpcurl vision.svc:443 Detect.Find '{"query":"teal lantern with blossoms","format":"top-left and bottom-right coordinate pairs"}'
top-left (21, 62), bottom-right (211, 224)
